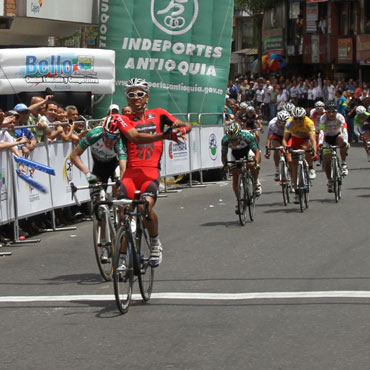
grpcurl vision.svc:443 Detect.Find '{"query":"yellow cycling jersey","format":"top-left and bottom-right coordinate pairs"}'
top-left (284, 116), bottom-right (315, 138)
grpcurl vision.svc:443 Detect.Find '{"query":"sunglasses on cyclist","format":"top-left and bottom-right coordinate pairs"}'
top-left (294, 117), bottom-right (304, 121)
top-left (104, 132), bottom-right (119, 140)
top-left (126, 91), bottom-right (147, 99)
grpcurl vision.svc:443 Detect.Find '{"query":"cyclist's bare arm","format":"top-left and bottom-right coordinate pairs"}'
top-left (70, 145), bottom-right (89, 175)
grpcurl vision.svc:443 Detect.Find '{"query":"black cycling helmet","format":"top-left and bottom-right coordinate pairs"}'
top-left (326, 102), bottom-right (337, 112)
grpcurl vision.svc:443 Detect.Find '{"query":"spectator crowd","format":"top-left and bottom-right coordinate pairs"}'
top-left (225, 73), bottom-right (370, 143)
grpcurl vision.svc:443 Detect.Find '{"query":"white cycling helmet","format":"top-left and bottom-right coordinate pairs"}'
top-left (292, 106), bottom-right (306, 118)
top-left (246, 106), bottom-right (255, 113)
top-left (277, 110), bottom-right (291, 122)
top-left (283, 102), bottom-right (296, 114)
top-left (356, 105), bottom-right (367, 115)
top-left (314, 101), bottom-right (325, 108)
top-left (124, 78), bottom-right (150, 94)
top-left (239, 102), bottom-right (248, 110)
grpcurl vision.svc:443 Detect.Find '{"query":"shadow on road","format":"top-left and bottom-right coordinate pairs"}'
top-left (41, 273), bottom-right (106, 286)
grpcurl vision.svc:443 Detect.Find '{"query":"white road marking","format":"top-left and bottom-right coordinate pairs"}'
top-left (2, 291), bottom-right (370, 303)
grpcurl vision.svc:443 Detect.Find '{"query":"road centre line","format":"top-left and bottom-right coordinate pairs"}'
top-left (2, 291), bottom-right (370, 303)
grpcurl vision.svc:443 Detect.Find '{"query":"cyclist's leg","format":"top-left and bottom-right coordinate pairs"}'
top-left (139, 169), bottom-right (163, 267)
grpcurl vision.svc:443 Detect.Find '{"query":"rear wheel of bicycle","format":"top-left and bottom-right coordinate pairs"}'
top-left (136, 220), bottom-right (154, 301)
top-left (237, 173), bottom-right (248, 226)
top-left (92, 212), bottom-right (114, 281)
top-left (246, 174), bottom-right (256, 221)
top-left (113, 226), bottom-right (133, 314)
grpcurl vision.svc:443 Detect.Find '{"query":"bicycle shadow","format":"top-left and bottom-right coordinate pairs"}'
top-left (41, 273), bottom-right (108, 286)
top-left (200, 221), bottom-right (244, 228)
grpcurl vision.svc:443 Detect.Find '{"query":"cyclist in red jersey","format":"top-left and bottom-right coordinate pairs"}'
top-left (118, 78), bottom-right (192, 268)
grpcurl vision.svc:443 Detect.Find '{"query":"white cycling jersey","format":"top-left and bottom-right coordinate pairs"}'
top-left (318, 112), bottom-right (348, 144)
top-left (310, 108), bottom-right (325, 131)
top-left (267, 117), bottom-right (285, 137)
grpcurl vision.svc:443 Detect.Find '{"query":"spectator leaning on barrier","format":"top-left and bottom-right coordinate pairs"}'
top-left (13, 104), bottom-right (37, 156)
top-left (66, 105), bottom-right (89, 140)
top-left (27, 95), bottom-right (53, 142)
top-left (56, 105), bottom-right (79, 145)
top-left (40, 101), bottom-right (62, 142)
top-left (5, 108), bottom-right (35, 158)
top-left (0, 110), bottom-right (28, 157)
top-left (122, 105), bottom-right (132, 115)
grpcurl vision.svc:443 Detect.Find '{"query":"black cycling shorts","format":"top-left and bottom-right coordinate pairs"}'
top-left (92, 157), bottom-right (119, 184)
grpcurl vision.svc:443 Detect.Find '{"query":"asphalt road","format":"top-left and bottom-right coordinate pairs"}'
top-left (0, 138), bottom-right (369, 370)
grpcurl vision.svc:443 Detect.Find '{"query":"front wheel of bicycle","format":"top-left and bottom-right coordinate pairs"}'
top-left (280, 161), bottom-right (289, 206)
top-left (303, 166), bottom-right (310, 209)
top-left (297, 164), bottom-right (305, 213)
top-left (333, 160), bottom-right (341, 202)
top-left (113, 225), bottom-right (134, 314)
top-left (246, 174), bottom-right (256, 221)
top-left (237, 173), bottom-right (248, 226)
top-left (136, 220), bottom-right (154, 301)
top-left (92, 212), bottom-right (114, 281)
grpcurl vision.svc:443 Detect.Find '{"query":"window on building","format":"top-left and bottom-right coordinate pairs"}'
top-left (365, 1), bottom-right (370, 33)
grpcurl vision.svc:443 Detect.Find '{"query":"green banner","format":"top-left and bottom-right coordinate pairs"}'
top-left (96, 0), bottom-right (234, 124)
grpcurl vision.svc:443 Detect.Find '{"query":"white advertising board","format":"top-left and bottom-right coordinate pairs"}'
top-left (26, 0), bottom-right (95, 23)
top-left (15, 147), bottom-right (53, 218)
top-left (199, 126), bottom-right (224, 169)
top-left (0, 151), bottom-right (15, 225)
top-left (48, 142), bottom-right (91, 208)
top-left (162, 138), bottom-right (190, 177)
top-left (0, 48), bottom-right (115, 94)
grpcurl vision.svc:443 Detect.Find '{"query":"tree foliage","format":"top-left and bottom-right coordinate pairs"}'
top-left (234, 0), bottom-right (277, 15)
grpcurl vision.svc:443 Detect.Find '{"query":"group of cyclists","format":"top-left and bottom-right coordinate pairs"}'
top-left (68, 76), bottom-right (370, 276)
top-left (221, 97), bottom-right (370, 208)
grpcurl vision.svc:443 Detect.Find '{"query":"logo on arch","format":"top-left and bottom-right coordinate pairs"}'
top-left (151, 0), bottom-right (199, 35)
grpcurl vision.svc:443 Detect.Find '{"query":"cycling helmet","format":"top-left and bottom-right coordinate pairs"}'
top-left (292, 106), bottom-right (306, 118)
top-left (246, 106), bottom-right (255, 113)
top-left (277, 110), bottom-right (291, 122)
top-left (314, 101), bottom-right (325, 108)
top-left (356, 105), bottom-right (367, 115)
top-left (103, 114), bottom-right (121, 135)
top-left (124, 78), bottom-right (150, 93)
top-left (225, 121), bottom-right (241, 140)
top-left (283, 102), bottom-right (296, 114)
top-left (325, 102), bottom-right (337, 112)
top-left (239, 102), bottom-right (248, 110)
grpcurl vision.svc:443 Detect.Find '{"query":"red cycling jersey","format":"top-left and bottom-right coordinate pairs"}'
top-left (118, 108), bottom-right (177, 169)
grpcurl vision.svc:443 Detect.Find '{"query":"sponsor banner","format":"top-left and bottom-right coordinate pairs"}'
top-left (0, 48), bottom-right (115, 94)
top-left (96, 0), bottom-right (234, 122)
top-left (0, 151), bottom-right (15, 225)
top-left (162, 138), bottom-right (190, 176)
top-left (356, 35), bottom-right (370, 65)
top-left (199, 126), bottom-right (223, 169)
top-left (262, 28), bottom-right (284, 54)
top-left (48, 142), bottom-right (90, 208)
top-left (26, 0), bottom-right (96, 23)
top-left (338, 38), bottom-right (353, 64)
top-left (15, 146), bottom-right (53, 218)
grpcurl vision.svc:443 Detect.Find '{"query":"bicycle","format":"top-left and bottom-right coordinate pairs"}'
top-left (226, 158), bottom-right (256, 225)
top-left (323, 144), bottom-right (344, 202)
top-left (266, 146), bottom-right (292, 206)
top-left (71, 181), bottom-right (118, 281)
top-left (108, 193), bottom-right (154, 314)
top-left (288, 148), bottom-right (312, 212)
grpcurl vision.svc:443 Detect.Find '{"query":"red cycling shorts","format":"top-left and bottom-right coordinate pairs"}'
top-left (288, 136), bottom-right (310, 149)
top-left (120, 167), bottom-right (160, 201)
